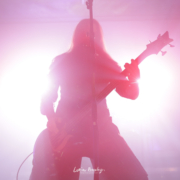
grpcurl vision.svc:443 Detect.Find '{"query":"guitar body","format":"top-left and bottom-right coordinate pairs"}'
top-left (49, 128), bottom-right (73, 152)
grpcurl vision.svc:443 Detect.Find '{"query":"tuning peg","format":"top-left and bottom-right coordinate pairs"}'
top-left (157, 34), bottom-right (161, 39)
top-left (169, 44), bottom-right (175, 47)
top-left (161, 51), bottom-right (167, 56)
top-left (86, 1), bottom-right (90, 9)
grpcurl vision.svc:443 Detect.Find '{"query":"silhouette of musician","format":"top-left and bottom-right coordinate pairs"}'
top-left (30, 19), bottom-right (148, 180)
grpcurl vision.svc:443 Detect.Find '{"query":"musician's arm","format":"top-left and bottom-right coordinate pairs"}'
top-left (116, 81), bottom-right (139, 100)
top-left (40, 68), bottom-right (60, 134)
top-left (40, 84), bottom-right (58, 118)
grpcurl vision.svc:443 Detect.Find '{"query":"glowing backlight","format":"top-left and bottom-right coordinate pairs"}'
top-left (107, 55), bottom-right (174, 124)
top-left (0, 53), bottom-right (54, 135)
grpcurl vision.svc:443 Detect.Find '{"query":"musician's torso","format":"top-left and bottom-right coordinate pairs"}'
top-left (50, 46), bottom-right (121, 137)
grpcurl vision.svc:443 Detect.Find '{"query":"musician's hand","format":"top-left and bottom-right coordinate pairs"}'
top-left (124, 59), bottom-right (140, 82)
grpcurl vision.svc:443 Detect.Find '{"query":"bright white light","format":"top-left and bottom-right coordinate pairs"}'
top-left (0, 52), bottom-right (55, 135)
top-left (138, 56), bottom-right (173, 112)
top-left (107, 55), bottom-right (174, 125)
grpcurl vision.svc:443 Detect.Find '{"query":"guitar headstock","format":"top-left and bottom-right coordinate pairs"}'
top-left (146, 31), bottom-right (173, 56)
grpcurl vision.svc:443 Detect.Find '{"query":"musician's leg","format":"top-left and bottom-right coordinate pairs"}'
top-left (55, 137), bottom-right (92, 180)
top-left (55, 147), bottom-right (82, 180)
top-left (30, 129), bottom-right (92, 180)
top-left (29, 129), bottom-right (58, 180)
top-left (98, 124), bottom-right (148, 180)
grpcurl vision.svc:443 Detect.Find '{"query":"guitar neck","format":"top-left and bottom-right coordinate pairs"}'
top-left (135, 49), bottom-right (150, 65)
top-left (96, 48), bottom-right (150, 102)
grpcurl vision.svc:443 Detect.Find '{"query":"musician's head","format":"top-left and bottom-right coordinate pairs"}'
top-left (70, 19), bottom-right (106, 51)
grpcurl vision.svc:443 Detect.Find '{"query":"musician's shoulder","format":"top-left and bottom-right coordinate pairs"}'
top-left (100, 53), bottom-right (122, 73)
top-left (50, 53), bottom-right (69, 70)
top-left (53, 53), bottom-right (69, 63)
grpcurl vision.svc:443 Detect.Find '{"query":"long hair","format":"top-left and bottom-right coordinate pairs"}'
top-left (51, 19), bottom-right (121, 86)
top-left (69, 19), bottom-right (106, 52)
